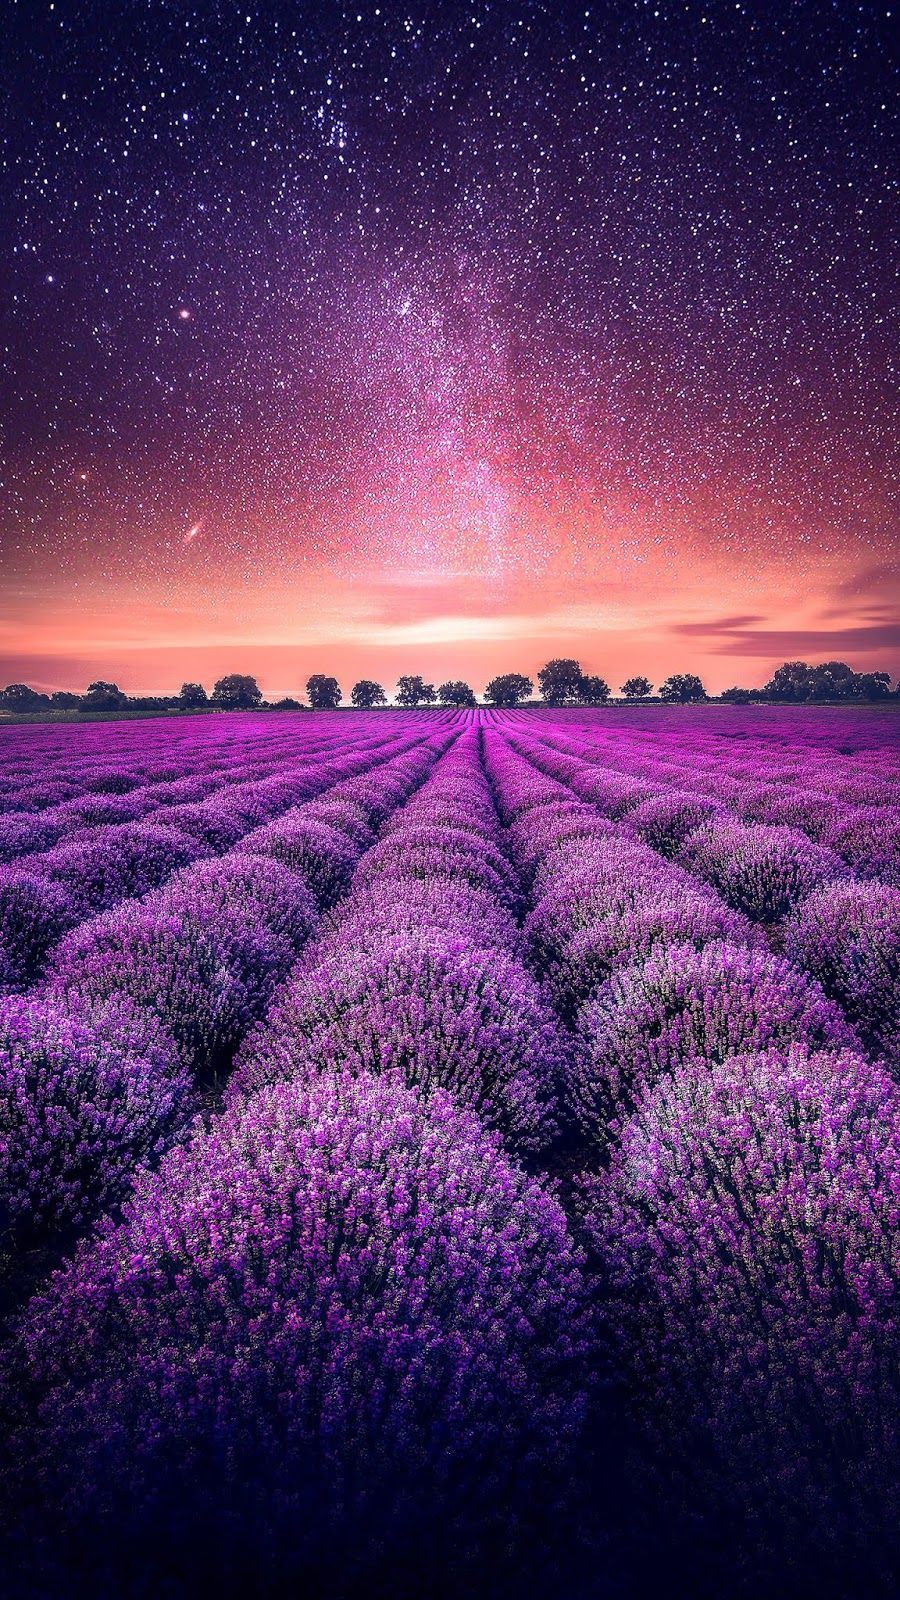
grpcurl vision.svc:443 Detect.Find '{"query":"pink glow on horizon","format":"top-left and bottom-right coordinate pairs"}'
top-left (3, 549), bottom-right (896, 698)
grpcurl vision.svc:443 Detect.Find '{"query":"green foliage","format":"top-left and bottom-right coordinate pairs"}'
top-left (395, 676), bottom-right (437, 706)
top-left (537, 659), bottom-right (584, 704)
top-left (765, 661), bottom-right (893, 703)
top-left (84, 681), bottom-right (128, 710)
top-left (437, 680), bottom-right (477, 708)
top-left (351, 679), bottom-right (387, 708)
top-left (306, 674), bottom-right (342, 710)
top-left (0, 684), bottom-right (51, 712)
top-left (178, 682), bottom-right (208, 708)
top-left (659, 673), bottom-right (707, 703)
top-left (579, 675), bottom-right (610, 704)
top-left (211, 674), bottom-right (263, 710)
top-left (484, 673), bottom-right (533, 707)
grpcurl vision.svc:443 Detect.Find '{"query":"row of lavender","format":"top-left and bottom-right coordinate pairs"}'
top-left (0, 707), bottom-right (897, 1594)
top-left (0, 724), bottom-right (597, 1594)
top-left (486, 721), bottom-right (899, 1587)
top-left (0, 724), bottom-right (462, 1280)
top-left (0, 716), bottom-right (444, 993)
top-left (504, 717), bottom-right (899, 1066)
top-left (511, 706), bottom-right (900, 886)
top-left (0, 713), bottom-right (376, 849)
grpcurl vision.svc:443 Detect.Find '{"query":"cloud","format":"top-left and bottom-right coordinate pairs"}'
top-left (706, 623), bottom-right (900, 657)
top-left (672, 613), bottom-right (767, 635)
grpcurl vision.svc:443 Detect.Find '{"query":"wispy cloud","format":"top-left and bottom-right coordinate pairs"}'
top-left (672, 620), bottom-right (900, 656)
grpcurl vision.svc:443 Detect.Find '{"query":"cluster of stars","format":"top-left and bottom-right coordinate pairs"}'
top-left (0, 0), bottom-right (895, 627)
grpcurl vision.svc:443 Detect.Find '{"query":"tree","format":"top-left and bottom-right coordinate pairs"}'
top-left (806, 661), bottom-right (856, 702)
top-left (437, 680), bottom-right (477, 708)
top-left (178, 682), bottom-right (208, 708)
top-left (351, 679), bottom-right (387, 708)
top-left (83, 680), bottom-right (128, 710)
top-left (395, 675), bottom-right (437, 707)
top-left (762, 659), bottom-right (893, 703)
top-left (211, 674), bottom-right (263, 710)
top-left (579, 674), bottom-right (610, 704)
top-left (483, 673), bottom-right (533, 707)
top-left (764, 661), bottom-right (814, 702)
top-left (851, 671), bottom-right (892, 701)
top-left (0, 683), bottom-right (51, 712)
top-left (659, 673), bottom-right (707, 704)
top-left (271, 697), bottom-right (303, 710)
top-left (720, 686), bottom-right (755, 704)
top-left (537, 658), bottom-right (584, 705)
top-left (49, 691), bottom-right (82, 710)
top-left (621, 676), bottom-right (652, 699)
top-left (306, 674), bottom-right (342, 710)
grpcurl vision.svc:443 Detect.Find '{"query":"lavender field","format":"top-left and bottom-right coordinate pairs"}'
top-left (0, 706), bottom-right (898, 1597)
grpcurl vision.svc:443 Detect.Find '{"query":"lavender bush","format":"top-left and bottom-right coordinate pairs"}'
top-left (786, 878), bottom-right (900, 1067)
top-left (46, 902), bottom-right (264, 1075)
top-left (0, 870), bottom-right (75, 994)
top-left (231, 932), bottom-right (563, 1154)
top-left (678, 819), bottom-right (849, 922)
top-left (574, 939), bottom-right (858, 1135)
top-left (4, 1070), bottom-right (589, 1589)
top-left (0, 991), bottom-right (188, 1244)
top-left (580, 1043), bottom-right (900, 1583)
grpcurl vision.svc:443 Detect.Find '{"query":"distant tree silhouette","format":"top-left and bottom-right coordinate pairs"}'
top-left (764, 660), bottom-right (893, 703)
top-left (484, 672), bottom-right (533, 707)
top-left (579, 674), bottom-right (610, 704)
top-left (438, 680), bottom-right (477, 708)
top-left (271, 697), bottom-right (303, 710)
top-left (306, 674), bottom-right (342, 710)
top-left (852, 671), bottom-right (892, 700)
top-left (178, 682), bottom-right (208, 708)
top-left (351, 679), bottom-right (387, 708)
top-left (621, 676), bottom-right (652, 699)
top-left (395, 675), bottom-right (437, 706)
top-left (720, 686), bottom-right (756, 704)
top-left (49, 691), bottom-right (82, 709)
top-left (764, 661), bottom-right (812, 702)
top-left (84, 680), bottom-right (128, 711)
top-left (537, 658), bottom-right (584, 704)
top-left (211, 674), bottom-right (263, 710)
top-left (0, 683), bottom-right (50, 712)
top-left (659, 673), bottom-right (707, 703)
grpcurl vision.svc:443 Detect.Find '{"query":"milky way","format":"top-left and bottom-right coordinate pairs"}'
top-left (1, 1), bottom-right (896, 693)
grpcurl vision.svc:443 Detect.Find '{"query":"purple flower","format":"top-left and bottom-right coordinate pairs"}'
top-left (157, 854), bottom-right (319, 958)
top-left (626, 790), bottom-right (725, 857)
top-left (580, 1043), bottom-right (900, 1576)
top-left (544, 891), bottom-right (762, 1017)
top-left (573, 939), bottom-right (859, 1138)
top-left (231, 931), bottom-right (563, 1154)
top-left (355, 830), bottom-right (522, 914)
top-left (824, 806), bottom-right (900, 887)
top-left (0, 870), bottom-right (75, 994)
top-left (678, 819), bottom-right (849, 922)
top-left (4, 1070), bottom-right (589, 1587)
top-left (237, 812), bottom-right (360, 906)
top-left (785, 879), bottom-right (900, 1068)
top-left (46, 902), bottom-right (263, 1075)
top-left (30, 821), bottom-right (209, 919)
top-left (0, 991), bottom-right (189, 1241)
top-left (319, 876), bottom-right (525, 960)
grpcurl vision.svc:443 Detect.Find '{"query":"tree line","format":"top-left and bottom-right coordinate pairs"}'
top-left (0, 658), bottom-right (896, 716)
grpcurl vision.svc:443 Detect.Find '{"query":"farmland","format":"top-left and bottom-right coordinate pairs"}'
top-left (0, 705), bottom-right (898, 1597)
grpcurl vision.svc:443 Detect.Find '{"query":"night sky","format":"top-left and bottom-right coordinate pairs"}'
top-left (2, 0), bottom-right (896, 695)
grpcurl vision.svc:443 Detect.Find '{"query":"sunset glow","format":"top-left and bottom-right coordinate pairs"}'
top-left (1, 2), bottom-right (895, 695)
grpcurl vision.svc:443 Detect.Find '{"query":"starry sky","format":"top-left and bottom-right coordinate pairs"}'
top-left (1, 0), bottom-right (897, 696)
